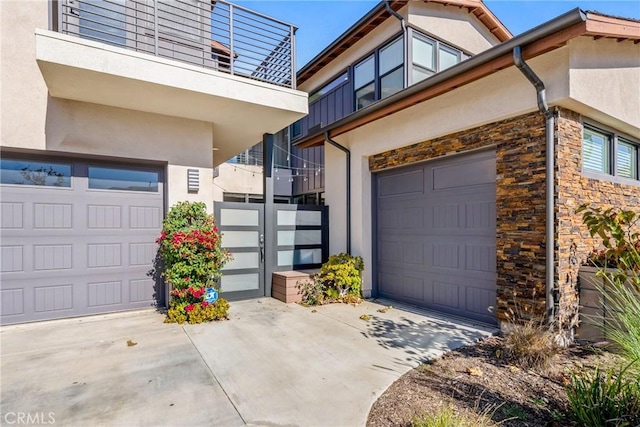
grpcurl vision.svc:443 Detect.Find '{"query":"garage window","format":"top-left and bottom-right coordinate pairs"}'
top-left (0, 158), bottom-right (71, 187)
top-left (88, 166), bottom-right (159, 192)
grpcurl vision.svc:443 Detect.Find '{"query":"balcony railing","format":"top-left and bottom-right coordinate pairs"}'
top-left (55, 0), bottom-right (296, 89)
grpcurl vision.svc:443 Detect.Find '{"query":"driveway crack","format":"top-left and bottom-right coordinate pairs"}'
top-left (181, 327), bottom-right (247, 425)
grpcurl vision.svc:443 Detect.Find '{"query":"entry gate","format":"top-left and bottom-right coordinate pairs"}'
top-left (215, 202), bottom-right (328, 300)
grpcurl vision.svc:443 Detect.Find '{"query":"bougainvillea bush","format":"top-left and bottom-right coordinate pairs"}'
top-left (157, 201), bottom-right (232, 324)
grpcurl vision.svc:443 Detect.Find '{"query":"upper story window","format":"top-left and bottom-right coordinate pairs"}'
top-left (583, 123), bottom-right (639, 181)
top-left (309, 72), bottom-right (349, 104)
top-left (354, 36), bottom-right (404, 111)
top-left (411, 32), bottom-right (463, 84)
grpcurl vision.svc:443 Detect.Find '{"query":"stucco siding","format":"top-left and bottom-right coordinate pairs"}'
top-left (408, 1), bottom-right (501, 54)
top-left (569, 37), bottom-right (640, 136)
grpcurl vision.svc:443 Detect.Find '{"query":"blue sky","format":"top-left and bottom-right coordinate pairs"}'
top-left (235, 0), bottom-right (640, 69)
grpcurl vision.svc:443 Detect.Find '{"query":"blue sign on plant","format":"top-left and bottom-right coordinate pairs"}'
top-left (205, 287), bottom-right (218, 304)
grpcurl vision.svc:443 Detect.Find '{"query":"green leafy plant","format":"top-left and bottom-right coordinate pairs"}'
top-left (596, 274), bottom-right (640, 364)
top-left (566, 361), bottom-right (640, 426)
top-left (297, 278), bottom-right (325, 306)
top-left (157, 201), bottom-right (232, 324)
top-left (577, 205), bottom-right (640, 290)
top-left (577, 204), bottom-right (640, 362)
top-left (297, 253), bottom-right (365, 306)
top-left (316, 253), bottom-right (364, 300)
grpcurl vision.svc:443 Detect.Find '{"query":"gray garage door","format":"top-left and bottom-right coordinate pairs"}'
top-left (376, 150), bottom-right (497, 324)
top-left (0, 155), bottom-right (164, 324)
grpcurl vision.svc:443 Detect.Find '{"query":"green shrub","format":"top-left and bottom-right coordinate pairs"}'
top-left (297, 253), bottom-right (365, 306)
top-left (577, 205), bottom-right (639, 291)
top-left (297, 278), bottom-right (325, 306)
top-left (157, 201), bottom-right (231, 324)
top-left (599, 275), bottom-right (640, 363)
top-left (566, 361), bottom-right (640, 426)
top-left (316, 253), bottom-right (364, 300)
top-left (578, 204), bottom-right (640, 363)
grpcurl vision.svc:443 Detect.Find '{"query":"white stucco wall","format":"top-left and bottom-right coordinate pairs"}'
top-left (0, 0), bottom-right (298, 214)
top-left (408, 1), bottom-right (501, 54)
top-left (568, 37), bottom-right (640, 135)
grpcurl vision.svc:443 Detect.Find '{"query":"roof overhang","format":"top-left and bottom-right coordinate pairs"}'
top-left (297, 0), bottom-right (512, 86)
top-left (294, 9), bottom-right (639, 149)
top-left (35, 29), bottom-right (308, 165)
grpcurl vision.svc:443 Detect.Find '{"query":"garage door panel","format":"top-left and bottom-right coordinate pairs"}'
top-left (0, 157), bottom-right (163, 324)
top-left (376, 150), bottom-right (497, 324)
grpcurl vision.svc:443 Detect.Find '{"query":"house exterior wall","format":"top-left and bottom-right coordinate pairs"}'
top-left (556, 108), bottom-right (640, 334)
top-left (1, 0), bottom-right (304, 213)
top-left (370, 111), bottom-right (548, 322)
top-left (323, 48), bottom-right (568, 292)
top-left (407, 1), bottom-right (501, 54)
top-left (568, 38), bottom-right (640, 136)
top-left (298, 7), bottom-right (407, 94)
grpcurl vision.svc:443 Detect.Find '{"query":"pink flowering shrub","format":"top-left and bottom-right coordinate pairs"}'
top-left (157, 202), bottom-right (232, 324)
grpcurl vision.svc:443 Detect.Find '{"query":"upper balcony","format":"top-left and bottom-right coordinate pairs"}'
top-left (36, 0), bottom-right (307, 163)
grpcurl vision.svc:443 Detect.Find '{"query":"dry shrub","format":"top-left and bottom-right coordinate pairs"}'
top-left (501, 318), bottom-right (558, 371)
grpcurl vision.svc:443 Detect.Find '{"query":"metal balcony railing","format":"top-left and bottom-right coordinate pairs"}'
top-left (55, 0), bottom-right (296, 89)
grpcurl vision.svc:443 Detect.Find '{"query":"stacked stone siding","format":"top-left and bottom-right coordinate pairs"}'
top-left (556, 108), bottom-right (640, 336)
top-left (369, 111), bottom-right (548, 324)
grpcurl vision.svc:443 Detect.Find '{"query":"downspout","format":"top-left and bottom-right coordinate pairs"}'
top-left (513, 46), bottom-right (556, 325)
top-left (325, 131), bottom-right (351, 254)
top-left (385, 1), bottom-right (409, 87)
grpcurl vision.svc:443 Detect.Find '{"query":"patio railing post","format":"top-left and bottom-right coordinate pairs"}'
top-left (153, 0), bottom-right (159, 56)
top-left (229, 3), bottom-right (234, 76)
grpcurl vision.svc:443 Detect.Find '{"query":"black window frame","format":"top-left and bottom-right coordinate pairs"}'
top-left (353, 34), bottom-right (405, 111)
top-left (582, 121), bottom-right (640, 185)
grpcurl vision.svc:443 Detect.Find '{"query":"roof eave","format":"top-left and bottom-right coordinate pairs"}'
top-left (293, 8), bottom-right (588, 149)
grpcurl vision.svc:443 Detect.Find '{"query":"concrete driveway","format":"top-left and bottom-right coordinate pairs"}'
top-left (0, 298), bottom-right (495, 426)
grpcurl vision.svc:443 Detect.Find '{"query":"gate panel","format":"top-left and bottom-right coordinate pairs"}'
top-left (215, 202), bottom-right (265, 300)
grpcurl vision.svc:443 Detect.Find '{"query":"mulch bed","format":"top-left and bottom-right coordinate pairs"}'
top-left (367, 336), bottom-right (623, 427)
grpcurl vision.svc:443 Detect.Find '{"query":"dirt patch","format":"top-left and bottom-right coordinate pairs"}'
top-left (367, 336), bottom-right (623, 427)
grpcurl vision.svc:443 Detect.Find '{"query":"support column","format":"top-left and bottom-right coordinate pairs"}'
top-left (263, 133), bottom-right (275, 297)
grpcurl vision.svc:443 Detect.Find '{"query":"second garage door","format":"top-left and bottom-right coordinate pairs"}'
top-left (0, 155), bottom-right (164, 325)
top-left (376, 150), bottom-right (497, 324)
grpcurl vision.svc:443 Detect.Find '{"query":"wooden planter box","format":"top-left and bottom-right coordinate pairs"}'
top-left (271, 270), bottom-right (315, 304)
top-left (577, 266), bottom-right (636, 342)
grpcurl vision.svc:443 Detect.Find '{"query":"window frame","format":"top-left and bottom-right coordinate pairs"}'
top-left (582, 121), bottom-right (640, 185)
top-left (0, 155), bottom-right (74, 189)
top-left (353, 34), bottom-right (405, 111)
top-left (409, 29), bottom-right (465, 85)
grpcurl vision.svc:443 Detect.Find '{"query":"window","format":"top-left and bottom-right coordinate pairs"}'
top-left (354, 36), bottom-right (405, 111)
top-left (0, 159), bottom-right (71, 187)
top-left (617, 139), bottom-right (638, 179)
top-left (583, 126), bottom-right (610, 173)
top-left (411, 31), bottom-right (464, 84)
top-left (308, 72), bottom-right (349, 104)
top-left (582, 123), bottom-right (639, 181)
top-left (354, 55), bottom-right (376, 110)
top-left (88, 166), bottom-right (159, 192)
top-left (379, 37), bottom-right (403, 99)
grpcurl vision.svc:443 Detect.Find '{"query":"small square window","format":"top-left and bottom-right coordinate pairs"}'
top-left (582, 123), bottom-right (639, 182)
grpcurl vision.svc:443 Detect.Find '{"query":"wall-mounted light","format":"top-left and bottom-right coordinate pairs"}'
top-left (187, 169), bottom-right (199, 192)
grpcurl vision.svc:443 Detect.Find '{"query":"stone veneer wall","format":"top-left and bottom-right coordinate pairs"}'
top-left (369, 111), bottom-right (548, 324)
top-left (556, 108), bottom-right (640, 336)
